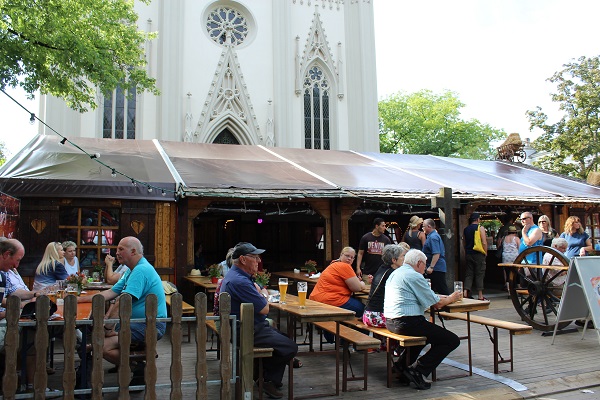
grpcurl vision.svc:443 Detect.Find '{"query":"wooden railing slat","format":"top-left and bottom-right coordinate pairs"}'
top-left (169, 293), bottom-right (183, 399)
top-left (195, 292), bottom-right (208, 400)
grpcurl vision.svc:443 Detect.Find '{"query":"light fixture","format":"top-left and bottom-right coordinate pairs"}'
top-left (131, 179), bottom-right (137, 187)
top-left (161, 190), bottom-right (166, 196)
top-left (147, 186), bottom-right (153, 193)
top-left (111, 169), bottom-right (116, 178)
top-left (29, 113), bottom-right (35, 125)
top-left (60, 138), bottom-right (67, 145)
top-left (90, 153), bottom-right (100, 159)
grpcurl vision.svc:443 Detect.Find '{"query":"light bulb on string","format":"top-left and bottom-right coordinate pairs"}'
top-left (90, 153), bottom-right (100, 159)
top-left (131, 179), bottom-right (137, 187)
top-left (161, 190), bottom-right (166, 196)
top-left (29, 113), bottom-right (35, 125)
top-left (59, 138), bottom-right (67, 145)
top-left (147, 186), bottom-right (153, 193)
top-left (111, 169), bottom-right (116, 178)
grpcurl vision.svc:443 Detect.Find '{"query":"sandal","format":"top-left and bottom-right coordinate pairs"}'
top-left (293, 357), bottom-right (302, 368)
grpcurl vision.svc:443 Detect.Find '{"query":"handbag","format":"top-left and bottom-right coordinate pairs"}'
top-left (473, 225), bottom-right (487, 254)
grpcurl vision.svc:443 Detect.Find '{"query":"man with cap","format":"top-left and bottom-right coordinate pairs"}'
top-left (463, 213), bottom-right (488, 300)
top-left (219, 242), bottom-right (298, 399)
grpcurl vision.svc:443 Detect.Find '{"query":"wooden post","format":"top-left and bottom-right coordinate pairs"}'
top-left (3, 295), bottom-right (20, 398)
top-left (239, 302), bottom-right (254, 400)
top-left (33, 296), bottom-right (50, 398)
top-left (170, 293), bottom-right (183, 399)
top-left (90, 294), bottom-right (105, 400)
top-left (118, 294), bottom-right (132, 399)
top-left (219, 293), bottom-right (232, 399)
top-left (145, 294), bottom-right (158, 400)
top-left (431, 187), bottom-right (461, 285)
top-left (195, 292), bottom-right (208, 399)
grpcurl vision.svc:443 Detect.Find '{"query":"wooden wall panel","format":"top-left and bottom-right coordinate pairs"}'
top-left (154, 202), bottom-right (176, 268)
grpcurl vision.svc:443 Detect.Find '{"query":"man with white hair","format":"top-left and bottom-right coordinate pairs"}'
top-left (384, 249), bottom-right (461, 390)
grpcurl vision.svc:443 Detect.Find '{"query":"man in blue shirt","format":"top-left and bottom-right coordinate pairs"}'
top-left (220, 242), bottom-right (297, 399)
top-left (78, 236), bottom-right (167, 376)
top-left (384, 249), bottom-right (461, 390)
top-left (422, 218), bottom-right (449, 295)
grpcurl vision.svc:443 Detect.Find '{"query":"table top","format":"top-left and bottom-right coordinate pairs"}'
top-left (441, 297), bottom-right (490, 313)
top-left (84, 282), bottom-right (113, 291)
top-left (184, 275), bottom-right (218, 290)
top-left (498, 263), bottom-right (568, 271)
top-left (268, 294), bottom-right (355, 323)
top-left (272, 271), bottom-right (320, 284)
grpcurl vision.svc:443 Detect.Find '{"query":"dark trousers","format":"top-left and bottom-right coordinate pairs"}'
top-left (386, 315), bottom-right (459, 377)
top-left (253, 321), bottom-right (298, 386)
top-left (427, 271), bottom-right (449, 295)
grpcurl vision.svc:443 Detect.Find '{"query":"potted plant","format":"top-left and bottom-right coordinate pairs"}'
top-left (254, 270), bottom-right (271, 288)
top-left (304, 260), bottom-right (318, 275)
top-left (208, 264), bottom-right (222, 283)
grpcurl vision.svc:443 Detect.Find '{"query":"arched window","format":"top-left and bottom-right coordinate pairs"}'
top-left (303, 66), bottom-right (330, 150)
top-left (213, 129), bottom-right (240, 144)
top-left (103, 85), bottom-right (136, 139)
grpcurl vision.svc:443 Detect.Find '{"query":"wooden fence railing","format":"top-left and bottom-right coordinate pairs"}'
top-left (1, 292), bottom-right (254, 400)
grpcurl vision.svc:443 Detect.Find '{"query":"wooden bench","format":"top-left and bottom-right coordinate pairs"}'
top-left (341, 318), bottom-right (427, 388)
top-left (313, 321), bottom-right (380, 392)
top-left (438, 311), bottom-right (533, 373)
top-left (165, 293), bottom-right (195, 342)
top-left (206, 318), bottom-right (274, 400)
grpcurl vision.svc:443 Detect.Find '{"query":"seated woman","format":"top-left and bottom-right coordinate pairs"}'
top-left (33, 242), bottom-right (69, 291)
top-left (384, 249), bottom-right (461, 390)
top-left (560, 216), bottom-right (593, 258)
top-left (543, 237), bottom-right (569, 293)
top-left (310, 246), bottom-right (366, 317)
top-left (61, 240), bottom-right (80, 275)
top-left (363, 243), bottom-right (409, 328)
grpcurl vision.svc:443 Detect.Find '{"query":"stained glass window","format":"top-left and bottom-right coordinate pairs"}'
top-left (102, 85), bottom-right (136, 139)
top-left (206, 7), bottom-right (248, 47)
top-left (303, 66), bottom-right (330, 150)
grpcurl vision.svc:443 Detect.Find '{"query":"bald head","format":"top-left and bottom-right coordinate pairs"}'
top-left (0, 238), bottom-right (25, 271)
top-left (116, 236), bottom-right (144, 268)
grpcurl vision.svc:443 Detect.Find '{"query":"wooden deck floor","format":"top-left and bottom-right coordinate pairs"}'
top-left (46, 293), bottom-right (600, 399)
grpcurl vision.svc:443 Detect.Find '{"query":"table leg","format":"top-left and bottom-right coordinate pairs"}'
top-left (466, 312), bottom-right (472, 376)
top-left (287, 314), bottom-right (295, 400)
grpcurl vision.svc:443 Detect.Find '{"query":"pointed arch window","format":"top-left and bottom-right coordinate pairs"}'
top-left (303, 66), bottom-right (330, 150)
top-left (103, 85), bottom-right (136, 139)
top-left (213, 129), bottom-right (240, 144)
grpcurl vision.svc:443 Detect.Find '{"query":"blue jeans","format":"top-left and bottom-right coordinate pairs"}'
top-left (324, 296), bottom-right (365, 343)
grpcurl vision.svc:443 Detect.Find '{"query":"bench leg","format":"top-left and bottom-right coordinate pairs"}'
top-left (257, 358), bottom-right (264, 400)
top-left (342, 344), bottom-right (349, 392)
top-left (493, 327), bottom-right (499, 374)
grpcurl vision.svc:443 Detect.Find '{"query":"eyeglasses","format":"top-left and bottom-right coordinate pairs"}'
top-left (244, 254), bottom-right (261, 261)
top-left (539, 221), bottom-right (548, 223)
top-left (521, 216), bottom-right (531, 220)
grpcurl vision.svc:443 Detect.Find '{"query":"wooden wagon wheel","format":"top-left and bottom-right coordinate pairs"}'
top-left (515, 149), bottom-right (527, 163)
top-left (509, 245), bottom-right (571, 331)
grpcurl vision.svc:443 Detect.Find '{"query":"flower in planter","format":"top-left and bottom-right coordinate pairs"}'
top-left (208, 264), bottom-right (222, 278)
top-left (304, 260), bottom-right (318, 274)
top-left (254, 270), bottom-right (271, 288)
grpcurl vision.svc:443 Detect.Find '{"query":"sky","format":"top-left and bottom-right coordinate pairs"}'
top-left (2, 0), bottom-right (600, 160)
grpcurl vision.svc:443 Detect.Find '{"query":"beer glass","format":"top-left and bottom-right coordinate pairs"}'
top-left (278, 278), bottom-right (288, 304)
top-left (297, 282), bottom-right (308, 308)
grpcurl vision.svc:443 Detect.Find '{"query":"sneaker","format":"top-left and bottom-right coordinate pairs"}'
top-left (402, 366), bottom-right (431, 390)
top-left (263, 381), bottom-right (283, 399)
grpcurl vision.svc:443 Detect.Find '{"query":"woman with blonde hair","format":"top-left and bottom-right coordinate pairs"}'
top-left (403, 216), bottom-right (425, 250)
top-left (33, 242), bottom-right (69, 291)
top-left (538, 215), bottom-right (557, 246)
top-left (559, 216), bottom-right (593, 259)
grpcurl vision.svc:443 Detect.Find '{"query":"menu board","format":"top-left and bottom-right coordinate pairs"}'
top-left (0, 191), bottom-right (19, 239)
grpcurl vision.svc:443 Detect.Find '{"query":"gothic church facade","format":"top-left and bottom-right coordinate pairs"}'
top-left (40, 0), bottom-right (379, 152)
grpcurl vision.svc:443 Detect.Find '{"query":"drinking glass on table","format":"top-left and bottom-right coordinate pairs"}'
top-left (47, 285), bottom-right (57, 303)
top-left (279, 278), bottom-right (288, 304)
top-left (454, 281), bottom-right (463, 302)
top-left (297, 282), bottom-right (308, 308)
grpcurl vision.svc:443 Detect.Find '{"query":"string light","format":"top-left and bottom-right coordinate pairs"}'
top-left (60, 138), bottom-right (67, 145)
top-left (161, 190), bottom-right (166, 196)
top-left (111, 169), bottom-right (116, 178)
top-left (131, 179), bottom-right (137, 187)
top-left (147, 187), bottom-right (153, 193)
top-left (89, 153), bottom-right (100, 159)
top-left (29, 113), bottom-right (35, 125)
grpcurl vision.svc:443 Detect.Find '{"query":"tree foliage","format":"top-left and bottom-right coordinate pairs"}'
top-left (378, 90), bottom-right (504, 159)
top-left (0, 0), bottom-right (158, 112)
top-left (527, 56), bottom-right (600, 180)
top-left (0, 141), bottom-right (6, 166)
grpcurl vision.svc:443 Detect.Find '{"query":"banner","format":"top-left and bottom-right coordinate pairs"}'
top-left (0, 191), bottom-right (19, 239)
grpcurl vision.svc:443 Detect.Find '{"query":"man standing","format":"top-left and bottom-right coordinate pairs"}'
top-left (463, 213), bottom-right (488, 301)
top-left (78, 236), bottom-right (167, 381)
top-left (422, 219), bottom-right (449, 295)
top-left (220, 242), bottom-right (298, 399)
top-left (356, 218), bottom-right (392, 278)
top-left (519, 211), bottom-right (543, 263)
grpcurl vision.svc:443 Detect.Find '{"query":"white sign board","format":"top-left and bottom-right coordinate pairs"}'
top-left (553, 256), bottom-right (600, 343)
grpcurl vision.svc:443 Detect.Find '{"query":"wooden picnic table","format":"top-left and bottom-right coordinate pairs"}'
top-left (269, 294), bottom-right (355, 399)
top-left (272, 270), bottom-right (320, 284)
top-left (184, 275), bottom-right (218, 293)
top-left (431, 297), bottom-right (490, 377)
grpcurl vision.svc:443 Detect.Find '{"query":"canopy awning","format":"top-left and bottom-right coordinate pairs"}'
top-left (1, 135), bottom-right (599, 204)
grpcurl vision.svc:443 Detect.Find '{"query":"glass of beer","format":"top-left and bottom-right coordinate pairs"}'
top-left (297, 282), bottom-right (308, 308)
top-left (278, 278), bottom-right (288, 304)
top-left (454, 281), bottom-right (463, 302)
top-left (47, 285), bottom-right (57, 303)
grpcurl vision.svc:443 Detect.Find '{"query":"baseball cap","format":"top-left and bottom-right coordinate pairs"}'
top-left (469, 213), bottom-right (481, 222)
top-left (232, 242), bottom-right (265, 259)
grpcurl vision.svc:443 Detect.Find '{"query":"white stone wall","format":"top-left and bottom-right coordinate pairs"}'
top-left (39, 0), bottom-right (379, 152)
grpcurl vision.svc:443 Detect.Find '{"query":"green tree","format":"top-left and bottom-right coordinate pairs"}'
top-left (379, 90), bottom-right (504, 159)
top-left (527, 56), bottom-right (600, 180)
top-left (0, 141), bottom-right (6, 166)
top-left (1, 0), bottom-right (158, 112)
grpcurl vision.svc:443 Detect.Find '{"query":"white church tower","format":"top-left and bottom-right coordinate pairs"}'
top-left (39, 0), bottom-right (379, 152)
